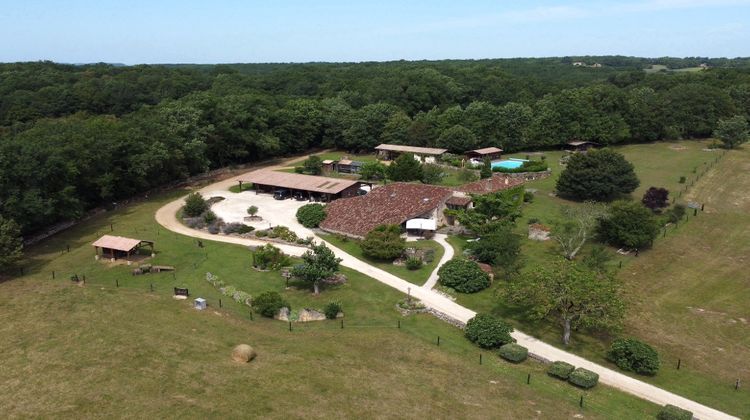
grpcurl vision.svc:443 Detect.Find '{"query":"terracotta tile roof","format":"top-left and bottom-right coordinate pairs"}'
top-left (320, 183), bottom-right (453, 237)
top-left (375, 144), bottom-right (448, 156)
top-left (446, 196), bottom-right (472, 206)
top-left (468, 147), bottom-right (503, 155)
top-left (92, 235), bottom-right (143, 252)
top-left (457, 176), bottom-right (525, 195)
top-left (241, 170), bottom-right (359, 194)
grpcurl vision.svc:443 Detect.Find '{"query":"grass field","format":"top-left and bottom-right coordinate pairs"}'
top-left (320, 233), bottom-right (444, 286)
top-left (0, 190), bottom-right (660, 418)
top-left (447, 141), bottom-right (750, 417)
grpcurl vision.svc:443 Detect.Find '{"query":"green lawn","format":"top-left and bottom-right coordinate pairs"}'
top-left (448, 140), bottom-right (750, 417)
top-left (0, 189), bottom-right (659, 418)
top-left (312, 150), bottom-right (379, 163)
top-left (228, 182), bottom-right (253, 193)
top-left (320, 233), bottom-right (444, 286)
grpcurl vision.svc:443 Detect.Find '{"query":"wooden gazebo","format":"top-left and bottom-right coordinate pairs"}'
top-left (93, 235), bottom-right (154, 260)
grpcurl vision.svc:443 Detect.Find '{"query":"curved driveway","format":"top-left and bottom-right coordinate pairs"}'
top-left (155, 168), bottom-right (736, 420)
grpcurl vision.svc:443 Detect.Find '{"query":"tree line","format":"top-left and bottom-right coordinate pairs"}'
top-left (1, 58), bottom-right (750, 241)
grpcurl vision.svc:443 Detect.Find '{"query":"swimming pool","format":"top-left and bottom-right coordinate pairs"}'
top-left (491, 158), bottom-right (528, 170)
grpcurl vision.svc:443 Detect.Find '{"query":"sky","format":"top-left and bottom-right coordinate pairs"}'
top-left (1, 0), bottom-right (748, 64)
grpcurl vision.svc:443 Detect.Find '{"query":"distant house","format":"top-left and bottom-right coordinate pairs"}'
top-left (336, 159), bottom-right (364, 174)
top-left (591, 63), bottom-right (602, 68)
top-left (566, 140), bottom-right (599, 152)
top-left (375, 144), bottom-right (447, 163)
top-left (572, 61), bottom-right (585, 66)
top-left (465, 147), bottom-right (503, 162)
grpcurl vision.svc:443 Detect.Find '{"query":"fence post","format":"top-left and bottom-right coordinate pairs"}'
top-left (150, 283), bottom-right (153, 292)
top-left (579, 395), bottom-right (584, 408)
top-left (110, 223), bottom-right (113, 231)
top-left (52, 271), bottom-right (55, 279)
top-left (736, 379), bottom-right (740, 390)
top-left (527, 373), bottom-right (531, 384)
top-left (677, 358), bottom-right (681, 370)
top-left (116, 279), bottom-right (119, 288)
top-left (341, 319), bottom-right (344, 329)
top-left (219, 299), bottom-right (222, 308)
top-left (289, 321), bottom-right (292, 332)
top-left (437, 336), bottom-right (440, 346)
top-left (398, 319), bottom-right (401, 329)
top-left (479, 353), bottom-right (483, 365)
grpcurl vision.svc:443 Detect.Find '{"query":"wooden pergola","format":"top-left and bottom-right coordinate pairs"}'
top-left (93, 235), bottom-right (154, 260)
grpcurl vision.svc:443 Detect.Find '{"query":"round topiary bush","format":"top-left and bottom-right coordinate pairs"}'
top-left (657, 404), bottom-right (693, 420)
top-left (296, 203), bottom-right (327, 228)
top-left (568, 367), bottom-right (599, 389)
top-left (606, 338), bottom-right (660, 376)
top-left (253, 291), bottom-right (288, 318)
top-left (437, 258), bottom-right (491, 293)
top-left (323, 301), bottom-right (342, 319)
top-left (498, 343), bottom-right (528, 363)
top-left (464, 313), bottom-right (514, 349)
top-left (547, 361), bottom-right (576, 380)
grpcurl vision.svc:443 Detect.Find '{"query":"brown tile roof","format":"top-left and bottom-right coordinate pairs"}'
top-left (92, 235), bottom-right (144, 252)
top-left (375, 144), bottom-right (448, 156)
top-left (446, 196), bottom-right (472, 206)
top-left (468, 147), bottom-right (503, 155)
top-left (320, 183), bottom-right (453, 237)
top-left (457, 176), bottom-right (525, 195)
top-left (241, 170), bottom-right (359, 194)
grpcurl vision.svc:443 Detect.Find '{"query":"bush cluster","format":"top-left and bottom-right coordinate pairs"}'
top-left (296, 203), bottom-right (327, 228)
top-left (567, 368), bottom-right (599, 389)
top-left (464, 314), bottom-right (514, 349)
top-left (657, 405), bottom-right (693, 420)
top-left (437, 258), bottom-right (490, 293)
top-left (360, 224), bottom-right (406, 260)
top-left (183, 192), bottom-right (208, 217)
top-left (223, 222), bottom-right (254, 235)
top-left (253, 291), bottom-right (288, 318)
top-left (606, 338), bottom-right (660, 375)
top-left (547, 361), bottom-right (576, 380)
top-left (405, 256), bottom-right (423, 270)
top-left (498, 343), bottom-right (528, 363)
top-left (323, 301), bottom-right (342, 319)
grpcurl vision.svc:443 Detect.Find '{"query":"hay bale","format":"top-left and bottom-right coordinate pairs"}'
top-left (231, 344), bottom-right (257, 363)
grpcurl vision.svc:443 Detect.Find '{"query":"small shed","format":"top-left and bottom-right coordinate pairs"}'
top-left (321, 159), bottom-right (337, 172)
top-left (566, 141), bottom-right (599, 152)
top-left (336, 159), bottom-right (364, 174)
top-left (465, 147), bottom-right (503, 161)
top-left (92, 235), bottom-right (154, 260)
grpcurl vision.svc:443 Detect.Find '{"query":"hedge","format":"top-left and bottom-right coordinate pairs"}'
top-left (656, 404), bottom-right (693, 420)
top-left (607, 338), bottom-right (660, 376)
top-left (296, 203), bottom-right (327, 228)
top-left (568, 368), bottom-right (599, 389)
top-left (498, 343), bottom-right (528, 363)
top-left (547, 361), bottom-right (576, 380)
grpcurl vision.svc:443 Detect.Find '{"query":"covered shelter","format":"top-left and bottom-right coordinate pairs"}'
top-left (375, 144), bottom-right (447, 163)
top-left (405, 218), bottom-right (437, 236)
top-left (93, 235), bottom-right (154, 260)
top-left (566, 141), bottom-right (599, 152)
top-left (336, 159), bottom-right (364, 174)
top-left (465, 147), bottom-right (503, 161)
top-left (241, 170), bottom-right (361, 201)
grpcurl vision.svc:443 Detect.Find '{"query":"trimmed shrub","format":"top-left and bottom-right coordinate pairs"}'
top-left (323, 301), bottom-right (342, 319)
top-left (223, 222), bottom-right (254, 235)
top-left (657, 404), bottom-right (693, 420)
top-left (568, 368), bottom-right (599, 389)
top-left (547, 361), bottom-right (576, 380)
top-left (607, 338), bottom-right (660, 375)
top-left (253, 243), bottom-right (290, 270)
top-left (405, 256), bottom-right (423, 270)
top-left (498, 343), bottom-right (528, 363)
top-left (666, 204), bottom-right (686, 223)
top-left (203, 210), bottom-right (217, 224)
top-left (296, 203), bottom-right (327, 228)
top-left (294, 166), bottom-right (305, 174)
top-left (360, 224), bottom-right (406, 260)
top-left (253, 291), bottom-right (288, 318)
top-left (183, 192), bottom-right (208, 217)
top-left (207, 222), bottom-right (222, 234)
top-left (437, 258), bottom-right (491, 293)
top-left (254, 229), bottom-right (268, 238)
top-left (247, 205), bottom-right (258, 216)
top-left (678, 176), bottom-right (686, 184)
top-left (184, 217), bottom-right (205, 229)
top-left (464, 314), bottom-right (514, 349)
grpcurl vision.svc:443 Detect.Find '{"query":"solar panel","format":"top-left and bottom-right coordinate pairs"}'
top-left (317, 181), bottom-right (331, 188)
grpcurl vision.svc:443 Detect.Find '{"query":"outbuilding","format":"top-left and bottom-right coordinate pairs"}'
top-left (375, 144), bottom-right (447, 163)
top-left (93, 235), bottom-right (154, 260)
top-left (241, 170), bottom-right (361, 202)
top-left (465, 147), bottom-right (503, 161)
top-left (566, 141), bottom-right (599, 152)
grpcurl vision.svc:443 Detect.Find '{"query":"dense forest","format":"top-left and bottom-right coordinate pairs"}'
top-left (1, 57), bottom-right (750, 237)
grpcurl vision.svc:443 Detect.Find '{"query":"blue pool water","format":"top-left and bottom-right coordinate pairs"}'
top-left (491, 159), bottom-right (527, 170)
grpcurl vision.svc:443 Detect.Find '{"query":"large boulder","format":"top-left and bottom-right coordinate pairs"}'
top-left (298, 308), bottom-right (326, 322)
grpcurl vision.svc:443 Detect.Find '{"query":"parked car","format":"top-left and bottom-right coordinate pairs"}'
top-left (293, 191), bottom-right (307, 201)
top-left (273, 189), bottom-right (290, 200)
